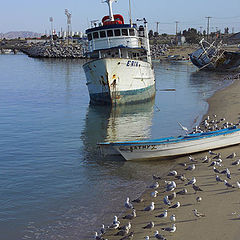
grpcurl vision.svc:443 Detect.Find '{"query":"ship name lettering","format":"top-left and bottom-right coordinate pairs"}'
top-left (126, 61), bottom-right (139, 67)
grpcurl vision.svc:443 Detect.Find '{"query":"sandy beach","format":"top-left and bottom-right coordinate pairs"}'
top-left (97, 78), bottom-right (240, 240)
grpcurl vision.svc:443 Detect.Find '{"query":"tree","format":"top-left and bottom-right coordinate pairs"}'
top-left (224, 27), bottom-right (229, 34)
top-left (182, 28), bottom-right (200, 44)
top-left (148, 30), bottom-right (153, 39)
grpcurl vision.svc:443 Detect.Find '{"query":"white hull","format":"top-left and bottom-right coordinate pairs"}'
top-left (83, 58), bottom-right (155, 105)
top-left (99, 128), bottom-right (240, 160)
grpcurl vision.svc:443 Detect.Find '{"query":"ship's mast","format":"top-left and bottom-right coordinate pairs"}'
top-left (103, 0), bottom-right (115, 21)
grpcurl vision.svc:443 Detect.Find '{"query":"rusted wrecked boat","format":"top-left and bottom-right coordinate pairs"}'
top-left (190, 39), bottom-right (240, 71)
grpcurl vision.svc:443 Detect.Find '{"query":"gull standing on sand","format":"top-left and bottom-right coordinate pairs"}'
top-left (236, 181), bottom-right (240, 189)
top-left (143, 221), bottom-right (154, 229)
top-left (168, 170), bottom-right (178, 176)
top-left (144, 202), bottom-right (155, 211)
top-left (154, 231), bottom-right (166, 240)
top-left (169, 202), bottom-right (180, 209)
top-left (213, 166), bottom-right (220, 174)
top-left (185, 177), bottom-right (196, 186)
top-left (185, 164), bottom-right (195, 171)
top-left (109, 216), bottom-right (120, 229)
top-left (149, 182), bottom-right (159, 189)
top-left (227, 152), bottom-right (236, 159)
top-left (232, 159), bottom-right (240, 166)
top-left (165, 181), bottom-right (176, 192)
top-left (163, 196), bottom-right (171, 206)
top-left (193, 209), bottom-right (205, 218)
top-left (115, 227), bottom-right (129, 236)
top-left (209, 161), bottom-right (217, 167)
top-left (168, 192), bottom-right (176, 201)
top-left (175, 174), bottom-right (187, 181)
top-left (196, 196), bottom-right (202, 203)
top-left (123, 209), bottom-right (136, 220)
top-left (151, 191), bottom-right (158, 198)
top-left (176, 188), bottom-right (188, 195)
top-left (153, 175), bottom-right (162, 180)
top-left (161, 224), bottom-right (176, 233)
top-left (145, 236), bottom-right (150, 240)
top-left (94, 232), bottom-right (107, 240)
top-left (125, 198), bottom-right (133, 209)
top-left (224, 180), bottom-right (235, 188)
top-left (170, 214), bottom-right (176, 222)
top-left (119, 232), bottom-right (134, 240)
top-left (132, 196), bottom-right (144, 203)
top-left (209, 150), bottom-right (218, 155)
top-left (216, 175), bottom-right (224, 183)
top-left (156, 210), bottom-right (168, 218)
top-left (192, 184), bottom-right (203, 194)
top-left (100, 224), bottom-right (105, 235)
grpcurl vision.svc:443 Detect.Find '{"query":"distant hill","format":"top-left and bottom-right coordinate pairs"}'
top-left (0, 31), bottom-right (41, 39)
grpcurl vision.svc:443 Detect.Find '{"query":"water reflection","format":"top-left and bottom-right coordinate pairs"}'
top-left (81, 100), bottom-right (155, 161)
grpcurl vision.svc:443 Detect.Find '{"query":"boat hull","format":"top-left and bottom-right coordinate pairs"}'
top-left (99, 128), bottom-right (240, 160)
top-left (83, 58), bottom-right (155, 105)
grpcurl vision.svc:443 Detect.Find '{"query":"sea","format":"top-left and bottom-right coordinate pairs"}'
top-left (0, 54), bottom-right (233, 239)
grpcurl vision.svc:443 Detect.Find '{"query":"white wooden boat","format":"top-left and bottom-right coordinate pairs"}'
top-left (98, 127), bottom-right (240, 160)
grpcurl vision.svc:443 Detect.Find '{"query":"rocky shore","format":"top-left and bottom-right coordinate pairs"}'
top-left (21, 42), bottom-right (85, 58)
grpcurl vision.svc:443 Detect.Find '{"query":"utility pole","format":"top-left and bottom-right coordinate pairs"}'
top-left (129, 0), bottom-right (132, 26)
top-left (206, 16), bottom-right (212, 41)
top-left (175, 21), bottom-right (179, 45)
top-left (156, 21), bottom-right (160, 34)
top-left (200, 26), bottom-right (203, 34)
top-left (65, 9), bottom-right (72, 44)
top-left (49, 17), bottom-right (53, 42)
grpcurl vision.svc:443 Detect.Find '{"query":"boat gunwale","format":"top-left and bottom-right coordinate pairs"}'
top-left (98, 127), bottom-right (240, 147)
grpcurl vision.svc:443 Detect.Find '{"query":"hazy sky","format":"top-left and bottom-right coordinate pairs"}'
top-left (1, 0), bottom-right (240, 34)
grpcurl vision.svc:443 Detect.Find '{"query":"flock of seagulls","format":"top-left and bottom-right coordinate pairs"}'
top-left (94, 116), bottom-right (240, 240)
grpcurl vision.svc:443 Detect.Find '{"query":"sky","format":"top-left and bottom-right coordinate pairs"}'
top-left (0, 0), bottom-right (240, 34)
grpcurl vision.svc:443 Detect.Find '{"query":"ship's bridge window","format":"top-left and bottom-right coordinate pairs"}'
top-left (93, 32), bottom-right (99, 39)
top-left (87, 33), bottom-right (92, 41)
top-left (114, 29), bottom-right (121, 36)
top-left (100, 31), bottom-right (106, 38)
top-left (129, 29), bottom-right (135, 36)
top-left (107, 30), bottom-right (113, 37)
top-left (122, 29), bottom-right (128, 36)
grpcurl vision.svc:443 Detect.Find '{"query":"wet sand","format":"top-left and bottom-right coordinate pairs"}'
top-left (100, 78), bottom-right (240, 240)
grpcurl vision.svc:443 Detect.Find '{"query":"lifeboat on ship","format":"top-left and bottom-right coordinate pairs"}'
top-left (102, 14), bottom-right (124, 25)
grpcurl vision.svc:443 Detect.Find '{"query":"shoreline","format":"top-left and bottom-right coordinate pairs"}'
top-left (99, 77), bottom-right (240, 240)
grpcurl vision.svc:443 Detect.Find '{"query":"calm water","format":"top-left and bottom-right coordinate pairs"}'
top-left (0, 54), bottom-right (231, 239)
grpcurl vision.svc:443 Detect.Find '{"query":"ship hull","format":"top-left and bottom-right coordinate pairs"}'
top-left (83, 58), bottom-right (155, 105)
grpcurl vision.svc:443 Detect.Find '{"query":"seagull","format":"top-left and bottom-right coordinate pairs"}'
top-left (132, 197), bottom-right (144, 203)
top-left (119, 232), bottom-right (134, 240)
top-left (143, 221), bottom-right (154, 229)
top-left (151, 191), bottom-right (158, 198)
top-left (224, 180), bottom-right (235, 188)
top-left (149, 182), bottom-right (159, 189)
top-left (168, 170), bottom-right (178, 176)
top-left (153, 175), bottom-right (162, 180)
top-left (216, 175), bottom-right (224, 183)
top-left (145, 236), bottom-right (150, 240)
top-left (213, 166), bottom-right (220, 174)
top-left (208, 161), bottom-right (216, 167)
top-left (236, 181), bottom-right (240, 189)
top-left (123, 209), bottom-right (136, 220)
top-left (209, 150), bottom-right (218, 155)
top-left (168, 192), bottom-right (176, 201)
top-left (154, 231), bottom-right (166, 240)
top-left (163, 196), bottom-right (171, 206)
top-left (189, 155), bottom-right (197, 162)
top-left (100, 224), bottom-right (105, 235)
top-left (156, 210), bottom-right (167, 218)
top-left (192, 184), bottom-right (203, 194)
top-left (94, 232), bottom-right (106, 240)
top-left (232, 159), bottom-right (240, 166)
top-left (176, 188), bottom-right (188, 195)
top-left (175, 174), bottom-right (187, 181)
top-left (185, 164), bottom-right (195, 171)
top-left (166, 181), bottom-right (176, 192)
top-left (169, 202), bottom-right (180, 209)
top-left (220, 168), bottom-right (229, 174)
top-left (193, 209), bottom-right (205, 217)
top-left (119, 222), bottom-right (131, 231)
top-left (161, 224), bottom-right (176, 233)
top-left (196, 196), bottom-right (202, 203)
top-left (125, 198), bottom-right (133, 209)
top-left (227, 172), bottom-right (231, 179)
top-left (213, 153), bottom-right (221, 159)
top-left (115, 228), bottom-right (129, 236)
top-left (179, 163), bottom-right (187, 167)
top-left (202, 156), bottom-right (210, 163)
top-left (185, 177), bottom-right (196, 186)
top-left (227, 152), bottom-right (236, 159)
top-left (144, 202), bottom-right (155, 211)
top-left (170, 214), bottom-right (176, 222)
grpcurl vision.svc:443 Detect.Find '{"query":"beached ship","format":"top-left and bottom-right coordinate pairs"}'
top-left (190, 38), bottom-right (240, 71)
top-left (83, 0), bottom-right (155, 105)
top-left (98, 126), bottom-right (240, 160)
